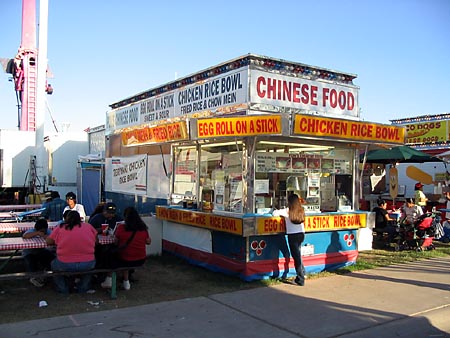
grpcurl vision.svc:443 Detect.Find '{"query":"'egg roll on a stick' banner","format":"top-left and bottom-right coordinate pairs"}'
top-left (197, 115), bottom-right (282, 138)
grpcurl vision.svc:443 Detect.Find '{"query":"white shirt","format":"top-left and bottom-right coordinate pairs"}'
top-left (63, 204), bottom-right (86, 222)
top-left (272, 207), bottom-right (305, 234)
top-left (402, 204), bottom-right (423, 224)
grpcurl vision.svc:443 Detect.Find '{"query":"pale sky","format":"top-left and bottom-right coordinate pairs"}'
top-left (0, 0), bottom-right (449, 133)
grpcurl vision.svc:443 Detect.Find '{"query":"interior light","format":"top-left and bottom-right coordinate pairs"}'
top-left (201, 141), bottom-right (243, 148)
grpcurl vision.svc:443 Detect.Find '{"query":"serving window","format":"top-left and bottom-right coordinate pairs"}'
top-left (172, 142), bottom-right (245, 213)
top-left (171, 138), bottom-right (356, 214)
top-left (254, 139), bottom-right (354, 213)
top-left (172, 146), bottom-right (198, 203)
top-left (199, 141), bottom-right (244, 213)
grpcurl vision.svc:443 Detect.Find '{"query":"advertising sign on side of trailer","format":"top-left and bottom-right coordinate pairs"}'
top-left (108, 155), bottom-right (147, 195)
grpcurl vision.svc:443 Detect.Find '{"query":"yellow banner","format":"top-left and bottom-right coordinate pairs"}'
top-left (256, 217), bottom-right (286, 234)
top-left (156, 207), bottom-right (243, 235)
top-left (257, 213), bottom-right (367, 234)
top-left (121, 121), bottom-right (188, 146)
top-left (305, 213), bottom-right (367, 231)
top-left (157, 207), bottom-right (366, 236)
top-left (404, 121), bottom-right (447, 144)
top-left (293, 114), bottom-right (405, 144)
top-left (197, 115), bottom-right (282, 138)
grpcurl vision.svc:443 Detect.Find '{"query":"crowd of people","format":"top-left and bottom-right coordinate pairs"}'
top-left (23, 191), bottom-right (151, 294)
top-left (20, 180), bottom-right (446, 293)
top-left (371, 181), bottom-right (441, 248)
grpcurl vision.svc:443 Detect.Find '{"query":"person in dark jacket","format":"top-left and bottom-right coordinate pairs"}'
top-left (41, 191), bottom-right (68, 221)
top-left (89, 202), bottom-right (123, 234)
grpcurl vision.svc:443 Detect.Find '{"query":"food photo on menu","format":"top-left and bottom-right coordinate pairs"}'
top-left (307, 158), bottom-right (321, 169)
top-left (321, 158), bottom-right (334, 170)
top-left (276, 157), bottom-right (291, 169)
top-left (292, 157), bottom-right (307, 169)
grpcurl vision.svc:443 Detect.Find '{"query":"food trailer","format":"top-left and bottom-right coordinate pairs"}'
top-left (105, 54), bottom-right (405, 280)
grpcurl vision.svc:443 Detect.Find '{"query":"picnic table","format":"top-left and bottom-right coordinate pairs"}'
top-left (0, 235), bottom-right (116, 272)
top-left (0, 208), bottom-right (46, 222)
top-left (0, 235), bottom-right (128, 298)
top-left (0, 222), bottom-right (59, 235)
top-left (0, 235), bottom-right (115, 251)
top-left (0, 204), bottom-right (42, 211)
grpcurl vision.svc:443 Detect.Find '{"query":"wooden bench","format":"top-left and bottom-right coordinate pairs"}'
top-left (0, 266), bottom-right (142, 299)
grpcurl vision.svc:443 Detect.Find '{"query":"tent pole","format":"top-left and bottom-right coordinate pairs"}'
top-left (360, 144), bottom-right (369, 200)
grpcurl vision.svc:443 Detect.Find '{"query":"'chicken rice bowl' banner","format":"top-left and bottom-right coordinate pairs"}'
top-left (110, 155), bottom-right (147, 195)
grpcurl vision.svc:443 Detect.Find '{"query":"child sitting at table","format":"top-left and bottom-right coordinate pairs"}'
top-left (22, 218), bottom-right (55, 287)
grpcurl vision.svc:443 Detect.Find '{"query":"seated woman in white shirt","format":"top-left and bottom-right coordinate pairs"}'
top-left (63, 192), bottom-right (86, 222)
top-left (401, 198), bottom-right (423, 225)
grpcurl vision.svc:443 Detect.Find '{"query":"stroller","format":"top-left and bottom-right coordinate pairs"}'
top-left (394, 212), bottom-right (438, 252)
top-left (439, 219), bottom-right (450, 243)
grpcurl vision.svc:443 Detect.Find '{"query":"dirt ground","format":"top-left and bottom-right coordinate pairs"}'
top-left (0, 253), bottom-right (266, 324)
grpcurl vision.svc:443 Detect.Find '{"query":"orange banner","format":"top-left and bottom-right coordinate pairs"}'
top-left (293, 114), bottom-right (405, 144)
top-left (121, 121), bottom-right (188, 146)
top-left (156, 207), bottom-right (243, 235)
top-left (257, 212), bottom-right (367, 234)
top-left (197, 115), bottom-right (282, 138)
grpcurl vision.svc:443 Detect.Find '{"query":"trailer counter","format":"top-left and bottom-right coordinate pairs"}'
top-left (156, 206), bottom-right (370, 281)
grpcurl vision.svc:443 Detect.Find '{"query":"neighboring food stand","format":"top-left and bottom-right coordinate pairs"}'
top-left (362, 113), bottom-right (450, 212)
top-left (105, 54), bottom-right (405, 280)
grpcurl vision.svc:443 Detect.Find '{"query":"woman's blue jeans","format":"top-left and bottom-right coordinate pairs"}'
top-left (51, 258), bottom-right (96, 294)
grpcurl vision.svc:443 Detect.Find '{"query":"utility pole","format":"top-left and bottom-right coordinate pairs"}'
top-left (34, 0), bottom-right (49, 195)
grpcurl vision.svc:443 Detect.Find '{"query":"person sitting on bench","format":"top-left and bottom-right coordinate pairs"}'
top-left (101, 206), bottom-right (151, 291)
top-left (46, 210), bottom-right (97, 294)
top-left (22, 219), bottom-right (55, 287)
top-left (373, 199), bottom-right (398, 243)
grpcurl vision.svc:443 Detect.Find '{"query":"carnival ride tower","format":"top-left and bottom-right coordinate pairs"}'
top-left (1, 0), bottom-right (51, 197)
top-left (8, 0), bottom-right (38, 131)
top-left (4, 0), bottom-right (52, 132)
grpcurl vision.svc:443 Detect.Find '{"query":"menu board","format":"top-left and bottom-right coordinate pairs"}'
top-left (334, 159), bottom-right (351, 174)
top-left (256, 153), bottom-right (337, 173)
top-left (256, 154), bottom-right (277, 172)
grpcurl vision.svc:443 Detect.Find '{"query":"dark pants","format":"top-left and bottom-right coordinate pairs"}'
top-left (287, 232), bottom-right (305, 284)
top-left (24, 250), bottom-right (55, 272)
top-left (375, 224), bottom-right (398, 242)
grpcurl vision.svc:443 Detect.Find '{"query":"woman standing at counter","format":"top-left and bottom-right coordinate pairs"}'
top-left (273, 193), bottom-right (306, 286)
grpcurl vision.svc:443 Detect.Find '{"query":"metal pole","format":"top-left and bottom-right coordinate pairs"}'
top-left (35, 0), bottom-right (49, 194)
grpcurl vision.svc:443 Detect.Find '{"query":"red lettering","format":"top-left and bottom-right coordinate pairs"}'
top-left (322, 88), bottom-right (355, 111)
top-left (292, 82), bottom-right (300, 103)
top-left (311, 86), bottom-right (318, 105)
top-left (264, 219), bottom-right (281, 232)
top-left (256, 76), bottom-right (266, 98)
top-left (301, 84), bottom-right (310, 104)
top-left (347, 92), bottom-right (354, 110)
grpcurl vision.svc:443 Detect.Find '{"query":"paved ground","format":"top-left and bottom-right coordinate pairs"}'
top-left (1, 257), bottom-right (449, 338)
